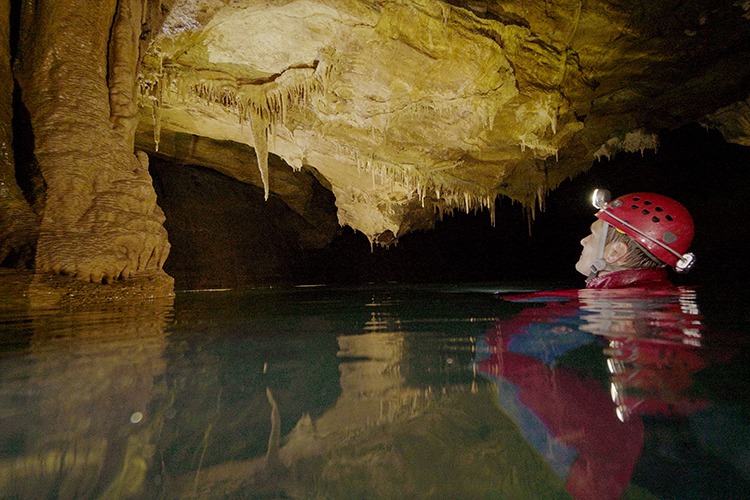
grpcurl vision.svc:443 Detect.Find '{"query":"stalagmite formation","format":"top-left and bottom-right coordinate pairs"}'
top-left (1, 0), bottom-right (749, 286)
top-left (12, 0), bottom-right (171, 284)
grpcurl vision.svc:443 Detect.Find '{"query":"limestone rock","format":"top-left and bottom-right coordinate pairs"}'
top-left (2, 0), bottom-right (750, 286)
top-left (13, 0), bottom-right (171, 284)
top-left (704, 95), bottom-right (750, 146)
top-left (137, 0), bottom-right (750, 244)
top-left (0, 0), bottom-right (37, 268)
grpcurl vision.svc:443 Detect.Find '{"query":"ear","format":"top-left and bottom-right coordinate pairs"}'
top-left (604, 241), bottom-right (630, 265)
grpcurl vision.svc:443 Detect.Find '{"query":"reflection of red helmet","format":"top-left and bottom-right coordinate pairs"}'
top-left (596, 193), bottom-right (695, 272)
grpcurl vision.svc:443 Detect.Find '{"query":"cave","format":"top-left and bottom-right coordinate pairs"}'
top-left (2, 3), bottom-right (750, 497)
top-left (1, 0), bottom-right (750, 299)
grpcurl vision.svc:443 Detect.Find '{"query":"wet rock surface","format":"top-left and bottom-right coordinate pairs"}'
top-left (138, 0), bottom-right (750, 243)
top-left (0, 269), bottom-right (175, 309)
top-left (1, 0), bottom-right (750, 290)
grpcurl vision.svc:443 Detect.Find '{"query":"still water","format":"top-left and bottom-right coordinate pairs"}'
top-left (0, 281), bottom-right (748, 499)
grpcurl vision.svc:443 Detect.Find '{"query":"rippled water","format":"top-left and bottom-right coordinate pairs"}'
top-left (0, 281), bottom-right (748, 499)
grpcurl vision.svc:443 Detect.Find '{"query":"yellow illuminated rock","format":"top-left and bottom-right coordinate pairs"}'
top-left (1, 0), bottom-right (749, 285)
top-left (136, 0), bottom-right (750, 243)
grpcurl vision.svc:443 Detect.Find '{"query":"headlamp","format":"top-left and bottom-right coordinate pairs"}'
top-left (591, 188), bottom-right (611, 210)
top-left (675, 252), bottom-right (696, 273)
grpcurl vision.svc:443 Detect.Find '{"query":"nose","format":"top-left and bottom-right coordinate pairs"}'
top-left (580, 234), bottom-right (590, 246)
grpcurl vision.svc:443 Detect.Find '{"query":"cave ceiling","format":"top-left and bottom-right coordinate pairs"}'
top-left (135, 0), bottom-right (750, 244)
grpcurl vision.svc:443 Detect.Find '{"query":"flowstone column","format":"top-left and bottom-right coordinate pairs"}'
top-left (0, 0), bottom-right (37, 267)
top-left (14, 0), bottom-right (170, 284)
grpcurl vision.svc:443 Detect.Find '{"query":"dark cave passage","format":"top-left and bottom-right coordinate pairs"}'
top-left (150, 124), bottom-right (750, 290)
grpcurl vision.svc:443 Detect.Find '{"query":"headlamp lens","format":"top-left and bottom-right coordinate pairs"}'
top-left (592, 189), bottom-right (611, 210)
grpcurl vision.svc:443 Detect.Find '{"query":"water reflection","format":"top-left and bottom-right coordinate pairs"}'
top-left (477, 286), bottom-right (750, 499)
top-left (0, 297), bottom-right (174, 498)
top-left (577, 289), bottom-right (709, 422)
top-left (179, 289), bottom-right (483, 498)
top-left (0, 284), bottom-right (748, 498)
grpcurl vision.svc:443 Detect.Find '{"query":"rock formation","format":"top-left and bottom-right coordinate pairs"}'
top-left (136, 0), bottom-right (750, 244)
top-left (2, 0), bottom-right (171, 289)
top-left (1, 0), bottom-right (749, 287)
top-left (0, 0), bottom-right (36, 267)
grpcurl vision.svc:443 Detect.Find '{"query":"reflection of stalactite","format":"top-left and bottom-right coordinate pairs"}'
top-left (265, 387), bottom-right (281, 469)
top-left (193, 389), bottom-right (222, 495)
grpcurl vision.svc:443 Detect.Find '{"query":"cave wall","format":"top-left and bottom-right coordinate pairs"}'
top-left (136, 0), bottom-right (750, 246)
top-left (146, 124), bottom-right (750, 289)
top-left (149, 152), bottom-right (340, 289)
top-left (1, 0), bottom-right (749, 292)
top-left (0, 0), bottom-right (36, 268)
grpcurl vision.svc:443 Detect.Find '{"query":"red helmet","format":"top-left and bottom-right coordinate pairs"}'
top-left (593, 191), bottom-right (696, 272)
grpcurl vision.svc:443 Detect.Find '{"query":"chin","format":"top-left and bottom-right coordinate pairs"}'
top-left (575, 260), bottom-right (589, 277)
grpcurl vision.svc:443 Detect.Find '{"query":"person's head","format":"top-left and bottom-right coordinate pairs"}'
top-left (576, 190), bottom-right (695, 278)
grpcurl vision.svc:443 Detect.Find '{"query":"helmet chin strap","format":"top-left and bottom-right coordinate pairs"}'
top-left (587, 221), bottom-right (610, 281)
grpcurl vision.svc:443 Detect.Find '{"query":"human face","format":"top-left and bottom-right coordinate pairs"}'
top-left (575, 219), bottom-right (605, 276)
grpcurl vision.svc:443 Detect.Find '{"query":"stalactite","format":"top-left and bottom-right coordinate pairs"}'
top-left (526, 206), bottom-right (534, 235)
top-left (489, 197), bottom-right (496, 227)
top-left (249, 113), bottom-right (270, 200)
top-left (135, 48), bottom-right (511, 237)
top-left (536, 184), bottom-right (547, 213)
top-left (152, 98), bottom-right (161, 151)
top-left (593, 130), bottom-right (659, 162)
top-left (138, 54), bottom-right (169, 151)
top-left (137, 63), bottom-right (325, 200)
top-left (109, 0), bottom-right (145, 143)
top-left (154, 71), bottom-right (164, 151)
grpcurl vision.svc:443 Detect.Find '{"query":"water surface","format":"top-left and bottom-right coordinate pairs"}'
top-left (0, 282), bottom-right (748, 498)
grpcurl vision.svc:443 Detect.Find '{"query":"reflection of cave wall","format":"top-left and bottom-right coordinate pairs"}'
top-left (152, 289), bottom-right (342, 483)
top-left (0, 301), bottom-right (173, 498)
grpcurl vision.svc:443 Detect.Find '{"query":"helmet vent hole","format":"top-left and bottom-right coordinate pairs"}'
top-left (655, 206), bottom-right (663, 212)
top-left (644, 200), bottom-right (652, 205)
top-left (666, 215), bottom-right (674, 222)
top-left (633, 197), bottom-right (641, 201)
top-left (652, 216), bottom-right (660, 223)
top-left (642, 209), bottom-right (650, 215)
top-left (631, 204), bottom-right (639, 209)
